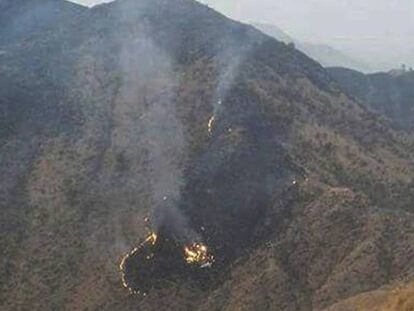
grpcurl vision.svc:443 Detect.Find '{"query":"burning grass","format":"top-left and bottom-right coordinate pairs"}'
top-left (119, 226), bottom-right (214, 295)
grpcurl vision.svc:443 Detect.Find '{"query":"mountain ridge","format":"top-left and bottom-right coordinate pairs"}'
top-left (0, 0), bottom-right (86, 45)
top-left (252, 22), bottom-right (372, 73)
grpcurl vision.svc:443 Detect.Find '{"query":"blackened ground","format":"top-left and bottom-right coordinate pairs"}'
top-left (122, 85), bottom-right (303, 295)
top-left (180, 85), bottom-right (303, 277)
top-left (122, 229), bottom-right (215, 294)
top-left (122, 231), bottom-right (184, 294)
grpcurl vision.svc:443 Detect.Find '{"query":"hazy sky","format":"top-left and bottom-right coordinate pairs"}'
top-left (71, 0), bottom-right (414, 70)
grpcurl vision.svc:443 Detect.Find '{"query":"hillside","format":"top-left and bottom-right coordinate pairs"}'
top-left (1, 0), bottom-right (414, 310)
top-left (328, 67), bottom-right (414, 129)
top-left (323, 281), bottom-right (414, 311)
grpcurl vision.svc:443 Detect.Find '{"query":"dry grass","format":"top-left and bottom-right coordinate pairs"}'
top-left (323, 281), bottom-right (414, 311)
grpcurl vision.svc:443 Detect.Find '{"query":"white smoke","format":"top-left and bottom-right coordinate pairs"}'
top-left (116, 2), bottom-right (197, 242)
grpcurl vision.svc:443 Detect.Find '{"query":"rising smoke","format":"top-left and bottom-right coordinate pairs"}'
top-left (116, 0), bottom-right (198, 243)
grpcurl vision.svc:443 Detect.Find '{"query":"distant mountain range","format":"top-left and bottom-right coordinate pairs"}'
top-left (253, 22), bottom-right (373, 73)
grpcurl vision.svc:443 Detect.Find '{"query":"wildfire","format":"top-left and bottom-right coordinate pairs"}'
top-left (144, 232), bottom-right (158, 245)
top-left (119, 220), bottom-right (214, 295)
top-left (119, 230), bottom-right (158, 295)
top-left (120, 249), bottom-right (135, 293)
top-left (184, 242), bottom-right (214, 267)
top-left (207, 116), bottom-right (215, 135)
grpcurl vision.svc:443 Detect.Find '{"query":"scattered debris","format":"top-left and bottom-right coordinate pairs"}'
top-left (184, 242), bottom-right (214, 266)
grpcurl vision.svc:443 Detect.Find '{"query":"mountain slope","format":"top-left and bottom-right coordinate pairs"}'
top-left (323, 281), bottom-right (414, 311)
top-left (328, 67), bottom-right (414, 129)
top-left (1, 0), bottom-right (414, 310)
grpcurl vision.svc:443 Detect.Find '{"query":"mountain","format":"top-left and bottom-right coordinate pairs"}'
top-left (328, 67), bottom-right (414, 129)
top-left (253, 23), bottom-right (372, 73)
top-left (1, 0), bottom-right (414, 310)
top-left (0, 0), bottom-right (85, 45)
top-left (299, 43), bottom-right (372, 73)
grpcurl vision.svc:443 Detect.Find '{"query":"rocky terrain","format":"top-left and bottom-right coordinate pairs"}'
top-left (1, 0), bottom-right (413, 310)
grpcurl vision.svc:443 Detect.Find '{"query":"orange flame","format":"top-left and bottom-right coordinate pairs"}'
top-left (119, 230), bottom-right (158, 295)
top-left (208, 116), bottom-right (215, 135)
top-left (184, 242), bottom-right (214, 267)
